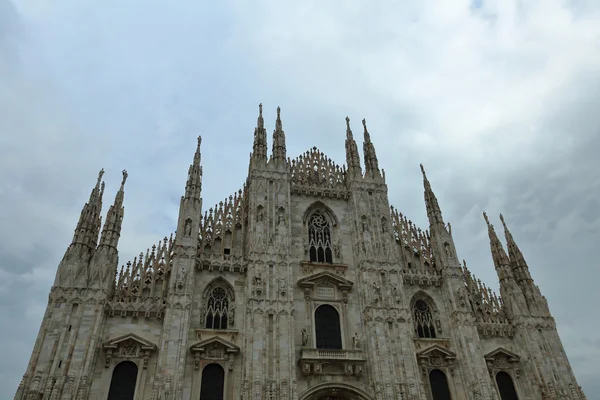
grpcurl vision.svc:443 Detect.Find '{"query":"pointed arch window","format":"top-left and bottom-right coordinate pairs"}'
top-left (308, 212), bottom-right (333, 263)
top-left (107, 361), bottom-right (138, 400)
top-left (200, 363), bottom-right (225, 400)
top-left (315, 305), bottom-right (342, 349)
top-left (414, 299), bottom-right (436, 338)
top-left (429, 369), bottom-right (452, 400)
top-left (205, 287), bottom-right (229, 330)
top-left (496, 371), bottom-right (519, 400)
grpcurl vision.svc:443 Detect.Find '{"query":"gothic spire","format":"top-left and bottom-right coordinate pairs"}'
top-left (99, 170), bottom-right (127, 250)
top-left (185, 136), bottom-right (203, 200)
top-left (420, 164), bottom-right (444, 227)
top-left (345, 117), bottom-right (362, 177)
top-left (483, 212), bottom-right (513, 282)
top-left (362, 118), bottom-right (381, 177)
top-left (499, 213), bottom-right (533, 281)
top-left (251, 103), bottom-right (268, 165)
top-left (271, 106), bottom-right (287, 162)
top-left (71, 169), bottom-right (106, 249)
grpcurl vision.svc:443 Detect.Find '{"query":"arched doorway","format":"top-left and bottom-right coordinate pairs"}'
top-left (496, 371), bottom-right (519, 400)
top-left (315, 305), bottom-right (342, 349)
top-left (107, 361), bottom-right (138, 400)
top-left (199, 363), bottom-right (225, 400)
top-left (429, 369), bottom-right (452, 400)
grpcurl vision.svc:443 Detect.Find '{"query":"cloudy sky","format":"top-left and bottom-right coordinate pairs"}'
top-left (1, 0), bottom-right (599, 397)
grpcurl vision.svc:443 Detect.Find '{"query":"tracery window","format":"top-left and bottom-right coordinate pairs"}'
top-left (200, 363), bottom-right (225, 400)
top-left (205, 287), bottom-right (229, 330)
top-left (107, 361), bottom-right (138, 400)
top-left (429, 369), bottom-right (452, 400)
top-left (496, 371), bottom-right (519, 400)
top-left (315, 304), bottom-right (342, 349)
top-left (414, 299), bottom-right (436, 338)
top-left (308, 212), bottom-right (333, 263)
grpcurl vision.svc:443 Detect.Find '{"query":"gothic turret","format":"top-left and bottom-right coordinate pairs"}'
top-left (176, 135), bottom-right (203, 245)
top-left (499, 213), bottom-right (533, 285)
top-left (185, 136), bottom-right (203, 201)
top-left (72, 169), bottom-right (105, 250)
top-left (98, 170), bottom-right (127, 250)
top-left (362, 119), bottom-right (381, 179)
top-left (484, 212), bottom-right (527, 318)
top-left (345, 117), bottom-right (362, 178)
top-left (251, 103), bottom-right (268, 167)
top-left (421, 164), bottom-right (444, 228)
top-left (271, 106), bottom-right (287, 163)
top-left (500, 213), bottom-right (549, 316)
top-left (87, 170), bottom-right (127, 289)
top-left (54, 169), bottom-right (106, 287)
top-left (420, 165), bottom-right (462, 277)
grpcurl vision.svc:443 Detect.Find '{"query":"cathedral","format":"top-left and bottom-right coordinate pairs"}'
top-left (15, 105), bottom-right (586, 400)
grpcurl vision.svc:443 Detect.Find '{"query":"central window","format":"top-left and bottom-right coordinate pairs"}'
top-left (205, 287), bottom-right (229, 330)
top-left (308, 212), bottom-right (333, 264)
top-left (414, 299), bottom-right (436, 338)
top-left (315, 305), bottom-right (342, 349)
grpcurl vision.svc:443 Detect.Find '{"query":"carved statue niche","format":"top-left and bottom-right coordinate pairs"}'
top-left (253, 273), bottom-right (264, 296)
top-left (277, 207), bottom-right (286, 226)
top-left (184, 218), bottom-right (193, 237)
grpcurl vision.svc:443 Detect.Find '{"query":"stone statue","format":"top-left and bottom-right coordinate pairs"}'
top-left (184, 219), bottom-right (192, 236)
top-left (301, 328), bottom-right (309, 347)
top-left (352, 332), bottom-right (361, 349)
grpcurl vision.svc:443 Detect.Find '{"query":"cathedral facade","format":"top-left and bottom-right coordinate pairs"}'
top-left (15, 105), bottom-right (586, 400)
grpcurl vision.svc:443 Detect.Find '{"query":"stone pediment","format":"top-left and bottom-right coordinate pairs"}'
top-left (102, 333), bottom-right (157, 368)
top-left (484, 347), bottom-right (520, 363)
top-left (190, 336), bottom-right (240, 370)
top-left (102, 333), bottom-right (156, 351)
top-left (190, 336), bottom-right (240, 355)
top-left (416, 344), bottom-right (457, 368)
top-left (417, 344), bottom-right (456, 360)
top-left (297, 271), bottom-right (353, 291)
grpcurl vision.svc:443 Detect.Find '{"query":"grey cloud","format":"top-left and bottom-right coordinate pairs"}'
top-left (1, 0), bottom-right (599, 397)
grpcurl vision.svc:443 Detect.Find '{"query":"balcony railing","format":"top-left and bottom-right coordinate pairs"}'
top-left (299, 348), bottom-right (366, 376)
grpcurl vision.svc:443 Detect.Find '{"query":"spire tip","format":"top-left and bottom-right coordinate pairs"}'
top-left (483, 211), bottom-right (490, 225)
top-left (121, 170), bottom-right (128, 186)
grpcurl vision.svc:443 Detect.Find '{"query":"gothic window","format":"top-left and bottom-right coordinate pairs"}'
top-left (107, 361), bottom-right (138, 400)
top-left (429, 369), bottom-right (452, 400)
top-left (205, 287), bottom-right (229, 330)
top-left (200, 363), bottom-right (225, 400)
top-left (496, 371), bottom-right (519, 400)
top-left (414, 299), bottom-right (436, 338)
top-left (315, 305), bottom-right (342, 349)
top-left (308, 212), bottom-right (333, 264)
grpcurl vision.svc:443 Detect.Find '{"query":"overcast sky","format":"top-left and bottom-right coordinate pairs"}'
top-left (1, 0), bottom-right (599, 397)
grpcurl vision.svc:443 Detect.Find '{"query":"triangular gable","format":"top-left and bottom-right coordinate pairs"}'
top-left (484, 347), bottom-right (520, 363)
top-left (416, 344), bottom-right (457, 361)
top-left (190, 336), bottom-right (240, 354)
top-left (103, 333), bottom-right (156, 351)
top-left (297, 271), bottom-right (353, 291)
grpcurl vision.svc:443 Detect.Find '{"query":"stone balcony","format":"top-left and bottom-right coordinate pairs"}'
top-left (299, 348), bottom-right (366, 376)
